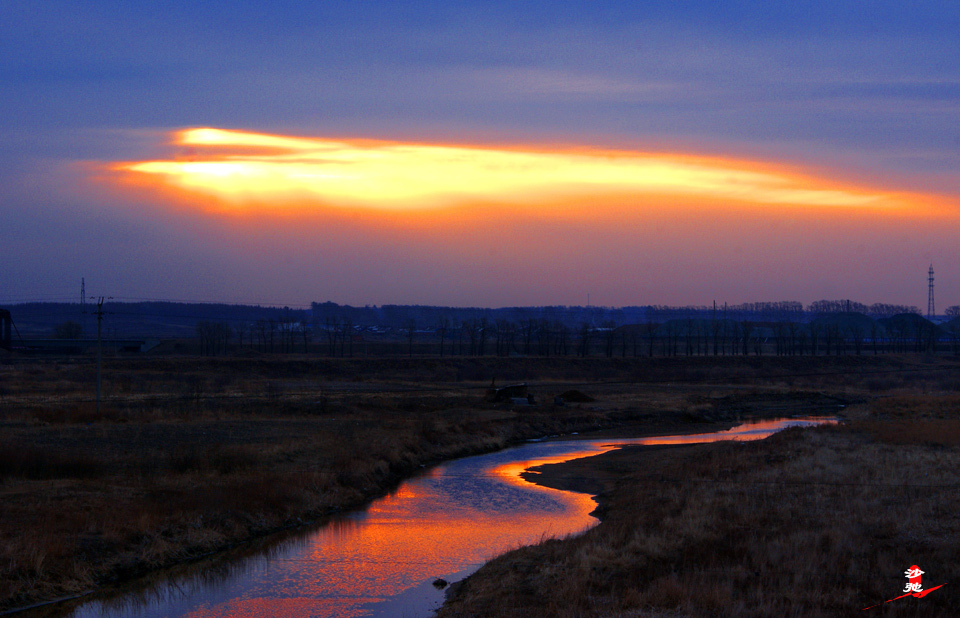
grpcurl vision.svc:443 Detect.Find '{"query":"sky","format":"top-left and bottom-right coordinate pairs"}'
top-left (2, 1), bottom-right (959, 309)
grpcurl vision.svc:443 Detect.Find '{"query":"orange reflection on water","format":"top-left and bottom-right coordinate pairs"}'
top-left (628, 417), bottom-right (840, 446)
top-left (71, 417), bottom-right (836, 618)
top-left (180, 597), bottom-right (374, 618)
top-left (495, 418), bottom-right (841, 487)
top-left (162, 456), bottom-right (600, 618)
top-left (491, 448), bottom-right (610, 489)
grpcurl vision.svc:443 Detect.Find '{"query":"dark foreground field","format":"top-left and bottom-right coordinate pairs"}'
top-left (1, 353), bottom-right (958, 613)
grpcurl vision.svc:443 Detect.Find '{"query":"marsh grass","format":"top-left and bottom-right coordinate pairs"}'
top-left (2, 354), bottom-right (958, 612)
top-left (0, 356), bottom-right (642, 611)
top-left (439, 398), bottom-right (960, 617)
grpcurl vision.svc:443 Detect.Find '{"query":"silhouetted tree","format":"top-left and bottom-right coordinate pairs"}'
top-left (478, 318), bottom-right (489, 356)
top-left (236, 322), bottom-right (247, 351)
top-left (644, 321), bottom-right (657, 357)
top-left (196, 321), bottom-right (231, 356)
top-left (300, 318), bottom-right (310, 353)
top-left (437, 317), bottom-right (448, 357)
top-left (847, 323), bottom-right (865, 355)
top-left (406, 319), bottom-right (416, 357)
top-left (809, 322), bottom-right (820, 355)
top-left (325, 317), bottom-right (339, 356)
top-left (603, 320), bottom-right (617, 358)
top-left (555, 321), bottom-right (569, 356)
top-left (578, 323), bottom-right (592, 357)
top-left (537, 319), bottom-right (552, 356)
top-left (741, 321), bottom-right (754, 356)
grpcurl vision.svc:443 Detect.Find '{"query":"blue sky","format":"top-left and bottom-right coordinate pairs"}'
top-left (2, 1), bottom-right (959, 307)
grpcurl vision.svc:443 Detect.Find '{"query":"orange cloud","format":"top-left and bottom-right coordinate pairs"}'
top-left (111, 127), bottom-right (954, 219)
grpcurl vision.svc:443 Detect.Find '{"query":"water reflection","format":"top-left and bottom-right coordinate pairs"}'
top-left (35, 417), bottom-right (834, 618)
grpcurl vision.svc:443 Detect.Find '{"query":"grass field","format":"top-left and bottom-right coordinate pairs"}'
top-left (438, 392), bottom-right (960, 617)
top-left (1, 353), bottom-right (957, 613)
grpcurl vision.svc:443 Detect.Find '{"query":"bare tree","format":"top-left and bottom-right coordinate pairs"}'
top-left (325, 316), bottom-right (339, 357)
top-left (847, 323), bottom-right (865, 356)
top-left (537, 318), bottom-right (552, 356)
top-left (437, 317), bottom-right (448, 357)
top-left (196, 321), bottom-right (231, 356)
top-left (458, 320), bottom-right (468, 355)
top-left (741, 321), bottom-right (754, 356)
top-left (577, 323), bottom-right (592, 357)
top-left (236, 322), bottom-right (247, 351)
top-left (255, 319), bottom-right (268, 352)
top-left (555, 321), bottom-right (569, 356)
top-left (342, 317), bottom-right (353, 357)
top-left (477, 317), bottom-right (489, 356)
top-left (521, 318), bottom-right (536, 356)
top-left (406, 319), bottom-right (416, 357)
top-left (300, 318), bottom-right (310, 353)
top-left (495, 319), bottom-right (511, 357)
top-left (644, 321), bottom-right (657, 357)
top-left (465, 320), bottom-right (478, 356)
top-left (603, 320), bottom-right (617, 358)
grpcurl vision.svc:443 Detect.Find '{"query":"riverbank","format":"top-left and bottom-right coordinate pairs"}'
top-left (1, 355), bottom-right (953, 613)
top-left (1, 397), bottom-right (607, 612)
top-left (438, 393), bottom-right (960, 617)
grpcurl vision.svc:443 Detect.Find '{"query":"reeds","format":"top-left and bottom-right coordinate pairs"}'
top-left (440, 405), bottom-right (960, 617)
top-left (3, 354), bottom-right (958, 612)
top-left (0, 357), bottom-right (626, 611)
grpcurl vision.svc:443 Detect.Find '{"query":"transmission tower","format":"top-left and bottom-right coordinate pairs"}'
top-left (94, 296), bottom-right (104, 413)
top-left (928, 265), bottom-right (935, 318)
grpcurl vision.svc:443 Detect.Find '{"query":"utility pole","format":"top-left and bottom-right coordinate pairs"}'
top-left (92, 296), bottom-right (106, 414)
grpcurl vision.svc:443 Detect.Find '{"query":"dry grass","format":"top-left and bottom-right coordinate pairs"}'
top-left (0, 356), bottom-right (668, 611)
top-left (2, 354), bottom-right (958, 612)
top-left (439, 396), bottom-right (960, 617)
top-left (0, 407), bottom-right (556, 611)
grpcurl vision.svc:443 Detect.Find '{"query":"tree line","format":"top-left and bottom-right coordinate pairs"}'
top-left (193, 309), bottom-right (960, 358)
top-left (9, 299), bottom-right (960, 357)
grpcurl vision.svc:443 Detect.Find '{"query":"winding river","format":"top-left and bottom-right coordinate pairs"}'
top-left (33, 417), bottom-right (835, 618)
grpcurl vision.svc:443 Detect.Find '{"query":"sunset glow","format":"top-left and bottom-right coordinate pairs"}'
top-left (7, 0), bottom-right (960, 310)
top-left (115, 128), bottom-right (922, 213)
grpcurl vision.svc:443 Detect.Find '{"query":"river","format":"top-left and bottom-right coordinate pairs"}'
top-left (31, 417), bottom-right (835, 618)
